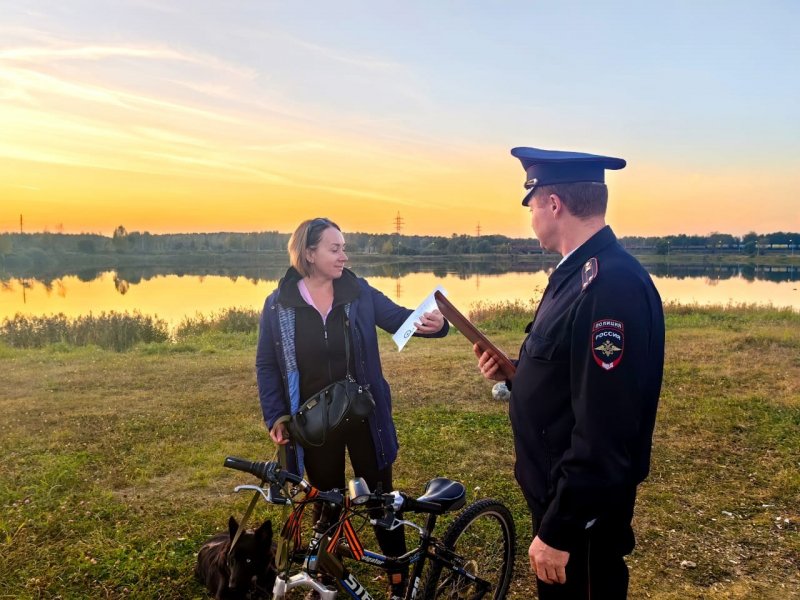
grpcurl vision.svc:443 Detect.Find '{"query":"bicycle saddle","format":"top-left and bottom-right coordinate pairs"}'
top-left (416, 478), bottom-right (467, 514)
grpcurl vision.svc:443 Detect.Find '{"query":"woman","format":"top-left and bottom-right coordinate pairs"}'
top-left (256, 217), bottom-right (447, 598)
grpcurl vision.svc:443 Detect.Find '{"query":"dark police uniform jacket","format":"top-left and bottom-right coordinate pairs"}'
top-left (510, 225), bottom-right (664, 552)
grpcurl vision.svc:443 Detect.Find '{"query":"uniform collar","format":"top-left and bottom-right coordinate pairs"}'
top-left (554, 246), bottom-right (577, 270)
top-left (547, 225), bottom-right (618, 293)
top-left (277, 266), bottom-right (360, 308)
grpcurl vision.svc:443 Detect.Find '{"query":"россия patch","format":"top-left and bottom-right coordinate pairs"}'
top-left (591, 319), bottom-right (624, 370)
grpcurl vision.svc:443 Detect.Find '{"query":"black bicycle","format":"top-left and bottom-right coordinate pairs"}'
top-left (224, 457), bottom-right (516, 600)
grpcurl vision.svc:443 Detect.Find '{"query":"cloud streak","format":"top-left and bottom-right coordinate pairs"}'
top-left (0, 45), bottom-right (191, 62)
top-left (0, 34), bottom-right (257, 80)
top-left (0, 66), bottom-right (242, 122)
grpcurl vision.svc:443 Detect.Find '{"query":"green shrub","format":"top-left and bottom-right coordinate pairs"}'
top-left (175, 307), bottom-right (260, 340)
top-left (664, 301), bottom-right (800, 328)
top-left (0, 312), bottom-right (169, 351)
top-left (465, 299), bottom-right (800, 333)
top-left (468, 299), bottom-right (538, 332)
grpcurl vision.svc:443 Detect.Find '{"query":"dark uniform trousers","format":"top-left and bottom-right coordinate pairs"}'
top-left (530, 503), bottom-right (635, 600)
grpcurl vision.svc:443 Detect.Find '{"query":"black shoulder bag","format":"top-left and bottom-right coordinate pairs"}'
top-left (288, 320), bottom-right (376, 448)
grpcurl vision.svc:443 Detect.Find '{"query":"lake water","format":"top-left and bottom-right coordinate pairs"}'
top-left (2, 259), bottom-right (799, 328)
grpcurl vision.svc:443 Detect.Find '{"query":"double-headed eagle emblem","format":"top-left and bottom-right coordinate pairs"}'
top-left (594, 339), bottom-right (622, 357)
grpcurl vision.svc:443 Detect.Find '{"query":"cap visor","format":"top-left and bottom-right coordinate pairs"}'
top-left (521, 187), bottom-right (535, 206)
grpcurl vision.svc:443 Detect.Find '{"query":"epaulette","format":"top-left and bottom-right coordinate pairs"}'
top-left (581, 257), bottom-right (598, 291)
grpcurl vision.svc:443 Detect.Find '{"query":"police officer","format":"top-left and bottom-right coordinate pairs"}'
top-left (475, 147), bottom-right (665, 599)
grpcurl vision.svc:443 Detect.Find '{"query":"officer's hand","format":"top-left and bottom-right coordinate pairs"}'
top-left (270, 422), bottom-right (290, 446)
top-left (473, 344), bottom-right (506, 382)
top-left (530, 535), bottom-right (569, 585)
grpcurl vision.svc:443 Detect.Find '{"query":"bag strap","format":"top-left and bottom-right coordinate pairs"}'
top-left (227, 484), bottom-right (262, 558)
top-left (343, 317), bottom-right (354, 381)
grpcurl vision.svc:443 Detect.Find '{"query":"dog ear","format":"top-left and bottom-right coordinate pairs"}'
top-left (228, 515), bottom-right (239, 538)
top-left (256, 519), bottom-right (272, 541)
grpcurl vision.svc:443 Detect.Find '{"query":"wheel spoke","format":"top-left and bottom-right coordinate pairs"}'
top-left (421, 500), bottom-right (515, 600)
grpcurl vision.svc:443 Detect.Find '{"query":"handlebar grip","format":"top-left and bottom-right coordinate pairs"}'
top-left (223, 457), bottom-right (276, 482)
top-left (316, 490), bottom-right (345, 505)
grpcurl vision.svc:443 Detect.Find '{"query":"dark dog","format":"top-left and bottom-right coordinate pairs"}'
top-left (195, 516), bottom-right (276, 599)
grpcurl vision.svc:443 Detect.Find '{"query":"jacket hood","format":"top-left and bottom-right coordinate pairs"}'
top-left (276, 266), bottom-right (361, 308)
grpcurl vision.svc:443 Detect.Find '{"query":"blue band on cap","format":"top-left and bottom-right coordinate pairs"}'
top-left (525, 163), bottom-right (606, 187)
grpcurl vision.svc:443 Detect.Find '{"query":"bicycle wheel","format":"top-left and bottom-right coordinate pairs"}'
top-left (421, 499), bottom-right (515, 600)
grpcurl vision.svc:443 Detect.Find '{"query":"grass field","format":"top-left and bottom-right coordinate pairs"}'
top-left (1, 305), bottom-right (798, 599)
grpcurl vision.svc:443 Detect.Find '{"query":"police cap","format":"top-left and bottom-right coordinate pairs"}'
top-left (511, 147), bottom-right (626, 206)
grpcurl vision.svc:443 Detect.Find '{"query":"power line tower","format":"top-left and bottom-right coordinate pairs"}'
top-left (20, 214), bottom-right (23, 234)
top-left (475, 223), bottom-right (481, 237)
top-left (393, 212), bottom-right (404, 256)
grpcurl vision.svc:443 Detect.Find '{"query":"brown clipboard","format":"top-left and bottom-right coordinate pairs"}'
top-left (434, 291), bottom-right (516, 380)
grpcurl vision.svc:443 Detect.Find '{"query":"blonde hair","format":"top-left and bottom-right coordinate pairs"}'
top-left (288, 217), bottom-right (341, 277)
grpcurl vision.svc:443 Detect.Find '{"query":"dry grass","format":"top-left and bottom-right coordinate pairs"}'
top-left (0, 307), bottom-right (798, 599)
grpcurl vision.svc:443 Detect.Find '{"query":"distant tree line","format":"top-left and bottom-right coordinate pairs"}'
top-left (1, 228), bottom-right (799, 272)
top-left (621, 231), bottom-right (799, 257)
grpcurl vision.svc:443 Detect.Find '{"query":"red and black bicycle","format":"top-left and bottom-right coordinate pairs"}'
top-left (224, 456), bottom-right (516, 600)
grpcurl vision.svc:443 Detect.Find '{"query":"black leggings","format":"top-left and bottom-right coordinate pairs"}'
top-left (302, 419), bottom-right (407, 569)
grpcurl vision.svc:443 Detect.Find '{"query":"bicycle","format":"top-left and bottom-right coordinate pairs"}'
top-left (223, 456), bottom-right (516, 600)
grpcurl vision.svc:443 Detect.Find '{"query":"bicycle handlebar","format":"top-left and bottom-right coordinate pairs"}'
top-left (223, 457), bottom-right (344, 504)
top-left (223, 456), bottom-right (290, 485)
top-left (224, 456), bottom-right (439, 514)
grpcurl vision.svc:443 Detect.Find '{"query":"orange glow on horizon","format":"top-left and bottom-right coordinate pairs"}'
top-left (7, 151), bottom-right (800, 239)
top-left (1, 35), bottom-right (797, 240)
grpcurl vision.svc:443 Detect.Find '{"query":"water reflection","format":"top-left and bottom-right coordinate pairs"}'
top-left (644, 262), bottom-right (800, 283)
top-left (6, 260), bottom-right (799, 296)
top-left (1, 259), bottom-right (798, 324)
top-left (1, 257), bottom-right (562, 291)
top-left (113, 275), bottom-right (130, 295)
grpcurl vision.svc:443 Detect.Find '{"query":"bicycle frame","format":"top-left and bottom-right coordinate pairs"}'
top-left (331, 544), bottom-right (491, 600)
top-left (226, 459), bottom-right (501, 600)
top-left (266, 489), bottom-right (492, 600)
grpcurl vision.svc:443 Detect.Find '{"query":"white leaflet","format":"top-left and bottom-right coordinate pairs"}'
top-left (391, 285), bottom-right (447, 351)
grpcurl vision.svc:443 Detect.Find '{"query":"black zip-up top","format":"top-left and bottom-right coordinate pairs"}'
top-left (276, 267), bottom-right (360, 402)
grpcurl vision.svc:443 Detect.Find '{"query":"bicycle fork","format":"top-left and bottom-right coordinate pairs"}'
top-left (272, 571), bottom-right (338, 599)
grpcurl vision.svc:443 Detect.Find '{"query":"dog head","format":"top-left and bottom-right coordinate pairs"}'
top-left (226, 516), bottom-right (274, 591)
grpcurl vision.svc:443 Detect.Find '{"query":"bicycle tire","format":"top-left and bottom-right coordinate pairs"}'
top-left (421, 498), bottom-right (515, 600)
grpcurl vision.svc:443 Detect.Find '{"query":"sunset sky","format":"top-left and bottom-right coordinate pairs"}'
top-left (1, 1), bottom-right (798, 238)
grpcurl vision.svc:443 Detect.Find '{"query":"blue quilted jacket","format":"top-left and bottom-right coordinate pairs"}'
top-left (256, 267), bottom-right (448, 474)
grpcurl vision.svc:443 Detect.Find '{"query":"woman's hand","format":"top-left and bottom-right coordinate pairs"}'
top-left (415, 309), bottom-right (445, 334)
top-left (270, 422), bottom-right (290, 445)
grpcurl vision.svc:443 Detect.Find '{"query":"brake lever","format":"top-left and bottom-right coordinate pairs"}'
top-left (234, 484), bottom-right (290, 505)
top-left (370, 513), bottom-right (397, 530)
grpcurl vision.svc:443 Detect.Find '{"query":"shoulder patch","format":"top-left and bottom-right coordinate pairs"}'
top-left (591, 319), bottom-right (624, 371)
top-left (581, 258), bottom-right (598, 291)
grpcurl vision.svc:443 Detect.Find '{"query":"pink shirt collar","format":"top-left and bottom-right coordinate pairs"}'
top-left (297, 278), bottom-right (332, 323)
